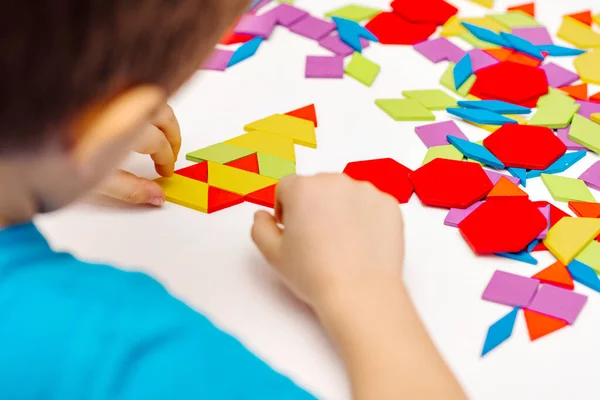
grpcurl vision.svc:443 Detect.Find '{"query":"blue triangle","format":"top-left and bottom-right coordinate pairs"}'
top-left (527, 150), bottom-right (587, 178)
top-left (508, 167), bottom-right (527, 186)
top-left (482, 307), bottom-right (519, 357)
top-left (500, 32), bottom-right (545, 61)
top-left (227, 37), bottom-right (264, 67)
top-left (462, 22), bottom-right (511, 48)
top-left (568, 260), bottom-right (600, 293)
top-left (538, 45), bottom-right (586, 57)
top-left (457, 100), bottom-right (531, 115)
top-left (447, 107), bottom-right (517, 126)
top-left (496, 251), bottom-right (538, 265)
top-left (332, 16), bottom-right (378, 53)
top-left (454, 54), bottom-right (472, 89)
top-left (447, 135), bottom-right (505, 169)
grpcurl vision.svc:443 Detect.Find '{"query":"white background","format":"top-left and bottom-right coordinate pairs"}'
top-left (36, 1), bottom-right (600, 399)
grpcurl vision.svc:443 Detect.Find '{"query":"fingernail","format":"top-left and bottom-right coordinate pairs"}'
top-left (149, 197), bottom-right (165, 207)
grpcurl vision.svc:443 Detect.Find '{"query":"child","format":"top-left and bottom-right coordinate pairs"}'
top-left (0, 0), bottom-right (466, 399)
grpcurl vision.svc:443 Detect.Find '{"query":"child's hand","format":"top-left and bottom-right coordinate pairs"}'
top-left (98, 104), bottom-right (181, 206)
top-left (251, 173), bottom-right (405, 310)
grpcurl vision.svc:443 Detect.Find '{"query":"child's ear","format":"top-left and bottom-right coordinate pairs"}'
top-left (70, 85), bottom-right (166, 176)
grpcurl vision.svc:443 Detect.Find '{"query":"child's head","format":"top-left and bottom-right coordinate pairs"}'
top-left (0, 0), bottom-right (248, 223)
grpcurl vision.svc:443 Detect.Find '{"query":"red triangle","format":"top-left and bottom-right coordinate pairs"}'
top-left (175, 162), bottom-right (208, 183)
top-left (589, 92), bottom-right (600, 103)
top-left (507, 3), bottom-right (535, 17)
top-left (484, 48), bottom-right (513, 61)
top-left (225, 153), bottom-right (259, 174)
top-left (285, 104), bottom-right (318, 127)
top-left (487, 177), bottom-right (529, 199)
top-left (531, 242), bottom-right (548, 252)
top-left (569, 201), bottom-right (600, 218)
top-left (559, 83), bottom-right (588, 101)
top-left (524, 310), bottom-right (568, 341)
top-left (245, 184), bottom-right (277, 209)
top-left (207, 186), bottom-right (244, 214)
top-left (533, 261), bottom-right (575, 290)
top-left (567, 11), bottom-right (593, 26)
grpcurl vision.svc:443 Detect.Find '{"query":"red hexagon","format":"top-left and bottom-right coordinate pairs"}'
top-left (365, 11), bottom-right (437, 45)
top-left (470, 62), bottom-right (549, 107)
top-left (459, 198), bottom-right (548, 254)
top-left (409, 158), bottom-right (493, 208)
top-left (344, 158), bottom-right (414, 204)
top-left (483, 125), bottom-right (567, 170)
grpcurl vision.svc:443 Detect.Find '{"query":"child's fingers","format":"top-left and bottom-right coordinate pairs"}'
top-left (135, 124), bottom-right (176, 177)
top-left (152, 104), bottom-right (182, 160)
top-left (251, 211), bottom-right (283, 267)
top-left (98, 170), bottom-right (165, 206)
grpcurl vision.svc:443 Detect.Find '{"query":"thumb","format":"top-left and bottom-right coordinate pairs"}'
top-left (251, 211), bottom-right (283, 267)
top-left (97, 170), bottom-right (165, 206)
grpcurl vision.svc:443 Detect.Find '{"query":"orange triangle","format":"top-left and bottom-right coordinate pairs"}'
top-left (175, 162), bottom-right (208, 182)
top-left (507, 52), bottom-right (543, 67)
top-left (524, 309), bottom-right (568, 341)
top-left (245, 184), bottom-right (277, 209)
top-left (207, 186), bottom-right (244, 213)
top-left (285, 104), bottom-right (318, 127)
top-left (484, 48), bottom-right (513, 61)
top-left (487, 177), bottom-right (529, 199)
top-left (225, 153), bottom-right (259, 174)
top-left (559, 83), bottom-right (588, 101)
top-left (567, 10), bottom-right (592, 26)
top-left (507, 3), bottom-right (535, 17)
top-left (533, 261), bottom-right (575, 290)
top-left (569, 201), bottom-right (600, 218)
top-left (589, 92), bottom-right (600, 103)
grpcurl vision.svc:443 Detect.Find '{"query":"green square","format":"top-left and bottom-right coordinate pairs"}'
top-left (257, 153), bottom-right (296, 180)
top-left (345, 53), bottom-right (381, 87)
top-left (422, 145), bottom-right (464, 165)
top-left (186, 143), bottom-right (255, 164)
top-left (489, 12), bottom-right (541, 28)
top-left (402, 89), bottom-right (458, 110)
top-left (569, 114), bottom-right (600, 153)
top-left (325, 5), bottom-right (381, 22)
top-left (541, 174), bottom-right (596, 203)
top-left (576, 240), bottom-right (600, 273)
top-left (375, 99), bottom-right (435, 121)
top-left (440, 62), bottom-right (477, 98)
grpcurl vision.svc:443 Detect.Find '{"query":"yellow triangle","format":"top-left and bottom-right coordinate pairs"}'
top-left (543, 217), bottom-right (600, 265)
top-left (155, 174), bottom-right (209, 212)
top-left (225, 130), bottom-right (296, 162)
top-left (244, 114), bottom-right (317, 149)
top-left (207, 161), bottom-right (279, 195)
top-left (558, 16), bottom-right (600, 49)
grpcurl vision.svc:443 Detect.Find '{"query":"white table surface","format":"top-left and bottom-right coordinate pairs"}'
top-left (36, 1), bottom-right (600, 399)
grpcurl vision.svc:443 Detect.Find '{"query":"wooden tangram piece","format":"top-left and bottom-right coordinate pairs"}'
top-left (244, 113), bottom-right (317, 148)
top-left (487, 176), bottom-right (528, 199)
top-left (507, 3), bottom-right (535, 18)
top-left (285, 104), bottom-right (318, 127)
top-left (524, 309), bottom-right (568, 341)
top-left (569, 202), bottom-right (600, 218)
top-left (533, 261), bottom-right (574, 290)
top-left (207, 161), bottom-right (278, 196)
top-left (245, 184), bottom-right (277, 209)
top-left (543, 217), bottom-right (600, 265)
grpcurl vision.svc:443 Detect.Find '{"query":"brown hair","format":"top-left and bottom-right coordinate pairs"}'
top-left (0, 0), bottom-right (245, 153)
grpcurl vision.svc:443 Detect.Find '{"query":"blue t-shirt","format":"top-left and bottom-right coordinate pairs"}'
top-left (0, 223), bottom-right (316, 399)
